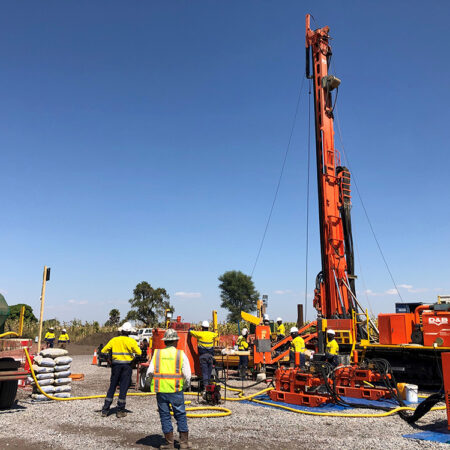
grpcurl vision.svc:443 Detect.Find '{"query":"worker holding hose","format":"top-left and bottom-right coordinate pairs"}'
top-left (289, 327), bottom-right (306, 367)
top-left (189, 320), bottom-right (218, 388)
top-left (147, 328), bottom-right (192, 449)
top-left (237, 328), bottom-right (249, 379)
top-left (100, 322), bottom-right (141, 418)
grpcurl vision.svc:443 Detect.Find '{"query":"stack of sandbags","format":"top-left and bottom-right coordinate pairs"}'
top-left (30, 348), bottom-right (73, 401)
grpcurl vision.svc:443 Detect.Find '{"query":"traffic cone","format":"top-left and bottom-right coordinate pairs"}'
top-left (91, 349), bottom-right (98, 365)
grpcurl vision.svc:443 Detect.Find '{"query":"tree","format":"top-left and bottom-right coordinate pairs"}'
top-left (125, 282), bottom-right (172, 326)
top-left (105, 308), bottom-right (121, 327)
top-left (218, 271), bottom-right (259, 323)
top-left (8, 304), bottom-right (38, 322)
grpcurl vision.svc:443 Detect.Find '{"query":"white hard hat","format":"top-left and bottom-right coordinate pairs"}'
top-left (242, 328), bottom-right (248, 335)
top-left (202, 320), bottom-right (210, 328)
top-left (49, 327), bottom-right (54, 331)
top-left (163, 329), bottom-right (179, 341)
top-left (119, 322), bottom-right (133, 332)
top-left (290, 326), bottom-right (299, 334)
top-left (327, 329), bottom-right (336, 335)
top-left (263, 314), bottom-right (269, 320)
top-left (276, 317), bottom-right (282, 322)
top-left (62, 329), bottom-right (66, 333)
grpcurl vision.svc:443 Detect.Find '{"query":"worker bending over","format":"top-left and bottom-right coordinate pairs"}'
top-left (44, 327), bottom-right (55, 348)
top-left (147, 329), bottom-right (192, 449)
top-left (276, 317), bottom-right (285, 341)
top-left (236, 328), bottom-right (249, 379)
top-left (58, 329), bottom-right (70, 348)
top-left (289, 327), bottom-right (306, 367)
top-left (189, 320), bottom-right (218, 387)
top-left (325, 329), bottom-right (339, 366)
top-left (100, 322), bottom-right (141, 418)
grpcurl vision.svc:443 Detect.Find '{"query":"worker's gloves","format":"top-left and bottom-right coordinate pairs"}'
top-left (183, 381), bottom-right (191, 392)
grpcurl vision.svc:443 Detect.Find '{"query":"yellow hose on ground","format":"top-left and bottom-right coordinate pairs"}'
top-left (25, 349), bottom-right (445, 419)
top-left (0, 331), bottom-right (19, 338)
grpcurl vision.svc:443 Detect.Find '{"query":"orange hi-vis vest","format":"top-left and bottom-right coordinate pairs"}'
top-left (151, 347), bottom-right (184, 393)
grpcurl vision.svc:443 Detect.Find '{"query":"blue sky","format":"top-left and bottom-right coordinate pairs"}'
top-left (0, 1), bottom-right (449, 324)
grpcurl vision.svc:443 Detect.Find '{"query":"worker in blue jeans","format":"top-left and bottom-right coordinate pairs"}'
top-left (147, 329), bottom-right (192, 449)
top-left (101, 322), bottom-right (141, 418)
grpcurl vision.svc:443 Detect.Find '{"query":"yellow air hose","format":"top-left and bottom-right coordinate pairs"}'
top-left (0, 331), bottom-right (19, 338)
top-left (24, 349), bottom-right (446, 419)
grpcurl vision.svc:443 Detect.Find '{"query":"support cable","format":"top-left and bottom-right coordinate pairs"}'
top-left (334, 108), bottom-right (404, 303)
top-left (251, 76), bottom-right (306, 277)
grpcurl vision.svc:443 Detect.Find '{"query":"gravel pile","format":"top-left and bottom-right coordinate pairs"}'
top-left (1, 354), bottom-right (447, 449)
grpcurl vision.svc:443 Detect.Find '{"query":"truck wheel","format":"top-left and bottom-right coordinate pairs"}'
top-left (139, 368), bottom-right (150, 392)
top-left (0, 380), bottom-right (18, 409)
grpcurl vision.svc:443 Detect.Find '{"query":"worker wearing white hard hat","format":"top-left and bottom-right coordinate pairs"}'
top-left (237, 327), bottom-right (250, 379)
top-left (325, 329), bottom-right (339, 367)
top-left (276, 317), bottom-right (286, 339)
top-left (100, 322), bottom-right (142, 418)
top-left (58, 328), bottom-right (70, 348)
top-left (44, 327), bottom-right (56, 348)
top-left (189, 320), bottom-right (218, 389)
top-left (289, 326), bottom-right (306, 368)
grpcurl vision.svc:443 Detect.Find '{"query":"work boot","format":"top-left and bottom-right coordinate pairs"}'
top-left (179, 431), bottom-right (193, 449)
top-left (116, 410), bottom-right (127, 418)
top-left (159, 431), bottom-right (174, 449)
top-left (101, 410), bottom-right (108, 417)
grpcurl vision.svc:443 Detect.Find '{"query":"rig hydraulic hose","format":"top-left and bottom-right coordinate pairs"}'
top-left (0, 331), bottom-right (19, 338)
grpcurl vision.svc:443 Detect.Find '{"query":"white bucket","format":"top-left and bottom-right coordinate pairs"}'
top-left (405, 384), bottom-right (418, 403)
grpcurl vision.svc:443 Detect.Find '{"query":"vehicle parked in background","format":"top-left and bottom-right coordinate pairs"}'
top-left (137, 328), bottom-right (152, 344)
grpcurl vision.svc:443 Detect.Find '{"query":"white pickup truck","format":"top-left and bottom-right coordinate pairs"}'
top-left (131, 328), bottom-right (153, 344)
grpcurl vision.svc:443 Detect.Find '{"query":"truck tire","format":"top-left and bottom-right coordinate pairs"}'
top-left (0, 380), bottom-right (18, 409)
top-left (139, 367), bottom-right (150, 392)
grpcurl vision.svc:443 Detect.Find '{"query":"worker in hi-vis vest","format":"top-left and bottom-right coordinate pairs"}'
top-left (100, 322), bottom-right (141, 418)
top-left (147, 328), bottom-right (192, 449)
top-left (325, 329), bottom-right (339, 366)
top-left (289, 326), bottom-right (306, 367)
top-left (44, 327), bottom-right (55, 348)
top-left (236, 328), bottom-right (249, 379)
top-left (58, 329), bottom-right (70, 348)
top-left (189, 320), bottom-right (218, 388)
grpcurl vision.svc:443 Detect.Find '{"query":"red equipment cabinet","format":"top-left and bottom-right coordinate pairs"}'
top-left (422, 311), bottom-right (450, 347)
top-left (378, 313), bottom-right (415, 345)
top-left (442, 352), bottom-right (450, 431)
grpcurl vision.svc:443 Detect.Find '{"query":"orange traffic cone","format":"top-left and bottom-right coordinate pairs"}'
top-left (91, 349), bottom-right (98, 365)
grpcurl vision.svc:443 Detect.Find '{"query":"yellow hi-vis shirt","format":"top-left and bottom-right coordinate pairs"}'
top-left (189, 330), bottom-right (218, 349)
top-left (58, 333), bottom-right (70, 342)
top-left (44, 332), bottom-right (55, 340)
top-left (326, 339), bottom-right (339, 355)
top-left (102, 336), bottom-right (141, 363)
top-left (276, 323), bottom-right (286, 336)
top-left (237, 335), bottom-right (249, 351)
top-left (290, 336), bottom-right (306, 353)
top-left (150, 347), bottom-right (184, 393)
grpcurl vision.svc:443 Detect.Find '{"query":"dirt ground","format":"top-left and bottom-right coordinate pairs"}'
top-left (1, 347), bottom-right (448, 449)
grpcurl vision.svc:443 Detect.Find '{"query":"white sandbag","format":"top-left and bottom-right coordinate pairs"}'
top-left (53, 392), bottom-right (71, 398)
top-left (31, 394), bottom-right (51, 401)
top-left (33, 385), bottom-right (55, 394)
top-left (54, 370), bottom-right (71, 379)
top-left (53, 377), bottom-right (71, 385)
top-left (33, 378), bottom-right (54, 386)
top-left (54, 356), bottom-right (73, 365)
top-left (32, 364), bottom-right (54, 374)
top-left (33, 356), bottom-right (56, 367)
top-left (39, 348), bottom-right (68, 358)
top-left (54, 364), bottom-right (71, 372)
top-left (36, 372), bottom-right (54, 380)
top-left (54, 385), bottom-right (71, 393)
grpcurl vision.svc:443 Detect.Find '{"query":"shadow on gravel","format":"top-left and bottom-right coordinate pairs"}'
top-left (136, 434), bottom-right (165, 448)
top-left (0, 401), bottom-right (27, 414)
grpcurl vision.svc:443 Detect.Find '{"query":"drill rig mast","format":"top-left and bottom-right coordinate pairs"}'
top-left (305, 14), bottom-right (358, 321)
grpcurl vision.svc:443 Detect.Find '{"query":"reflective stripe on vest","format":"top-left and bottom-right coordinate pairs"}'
top-left (152, 348), bottom-right (184, 393)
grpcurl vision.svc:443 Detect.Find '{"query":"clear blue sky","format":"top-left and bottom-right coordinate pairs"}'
top-left (0, 1), bottom-right (449, 325)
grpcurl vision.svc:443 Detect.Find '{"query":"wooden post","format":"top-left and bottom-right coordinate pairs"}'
top-left (297, 304), bottom-right (304, 328)
top-left (18, 305), bottom-right (25, 337)
top-left (37, 266), bottom-right (49, 352)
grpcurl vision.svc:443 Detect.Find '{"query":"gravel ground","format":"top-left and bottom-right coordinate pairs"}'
top-left (1, 352), bottom-right (447, 449)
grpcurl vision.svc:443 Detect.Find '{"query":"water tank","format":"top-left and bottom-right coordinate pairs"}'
top-left (0, 294), bottom-right (10, 333)
top-left (151, 328), bottom-right (201, 376)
